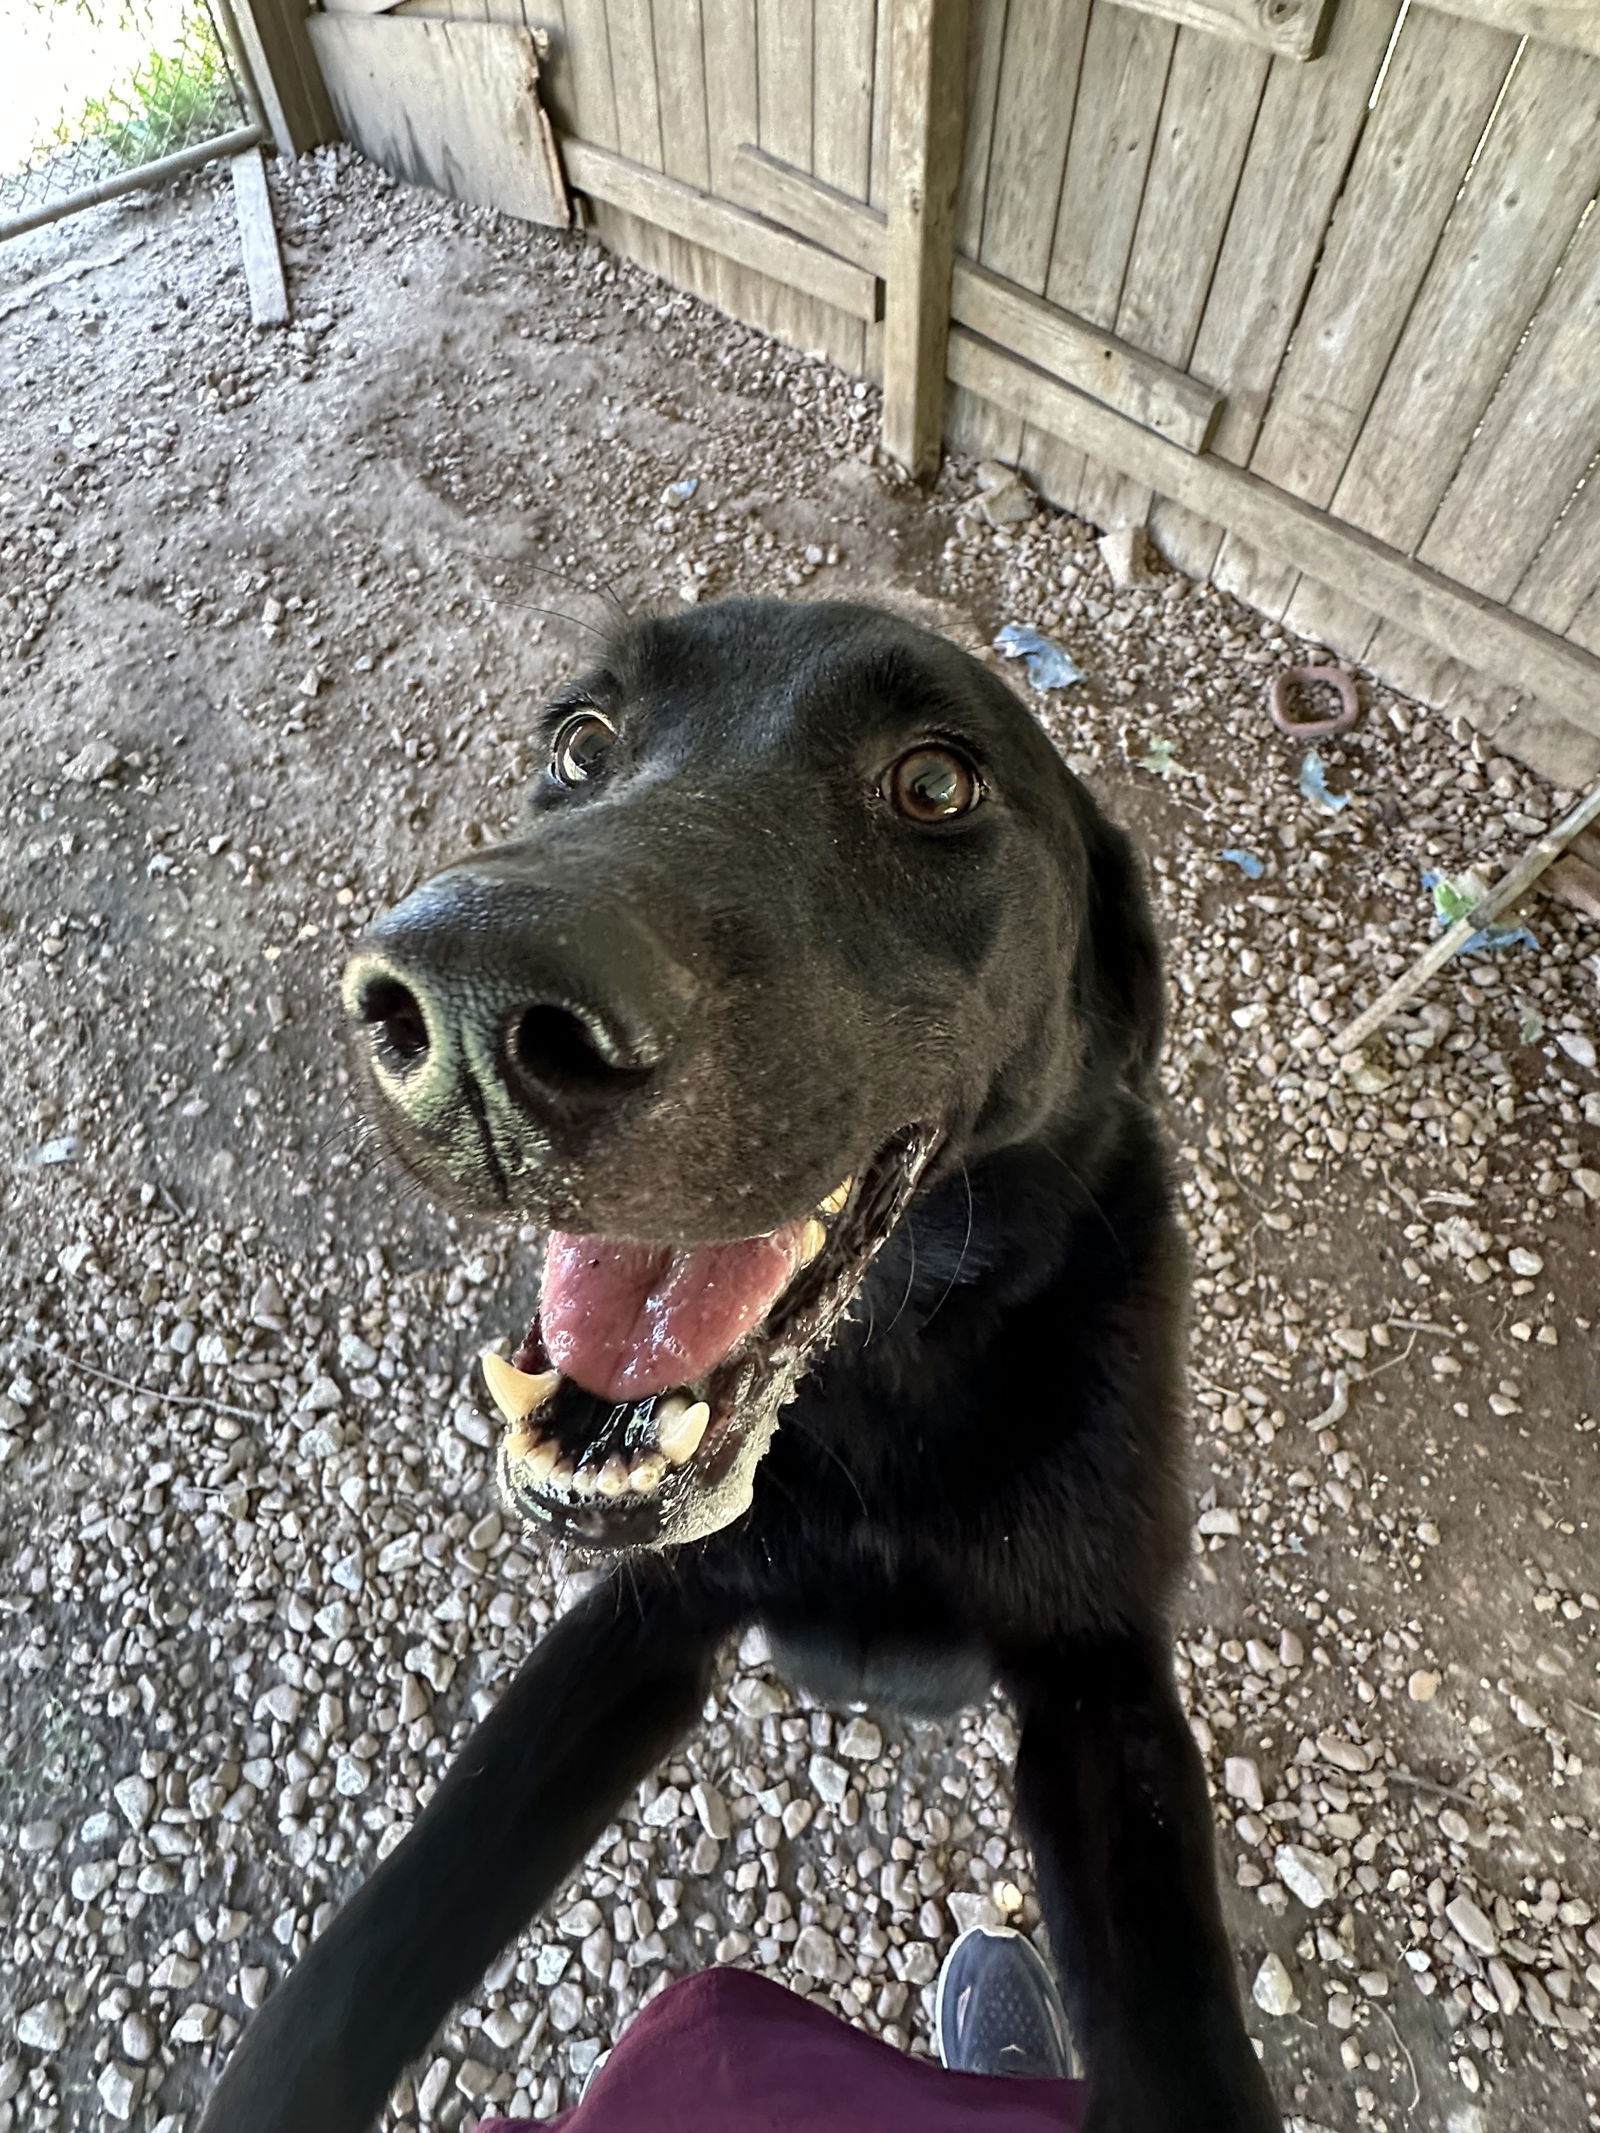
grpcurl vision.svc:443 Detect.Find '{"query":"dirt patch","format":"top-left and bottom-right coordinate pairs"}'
top-left (1, 147), bottom-right (1597, 2133)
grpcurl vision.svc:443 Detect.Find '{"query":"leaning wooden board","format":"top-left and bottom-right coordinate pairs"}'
top-left (307, 15), bottom-right (570, 228)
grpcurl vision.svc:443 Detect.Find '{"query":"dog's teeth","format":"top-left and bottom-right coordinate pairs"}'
top-left (629, 1452), bottom-right (667, 1494)
top-left (503, 1420), bottom-right (539, 1462)
top-left (546, 1456), bottom-right (576, 1491)
top-left (659, 1398), bottom-right (710, 1465)
top-left (819, 1177), bottom-right (853, 1217)
top-left (596, 1455), bottom-right (631, 1498)
top-left (481, 1350), bottom-right (559, 1426)
top-left (505, 1432), bottom-right (560, 1483)
top-left (797, 1217), bottom-right (828, 1264)
top-left (569, 1463), bottom-right (604, 1497)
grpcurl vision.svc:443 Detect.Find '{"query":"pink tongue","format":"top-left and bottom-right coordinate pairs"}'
top-left (540, 1220), bottom-right (810, 1400)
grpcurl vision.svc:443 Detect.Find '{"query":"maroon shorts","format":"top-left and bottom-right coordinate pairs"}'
top-left (479, 1965), bottom-right (1084, 2133)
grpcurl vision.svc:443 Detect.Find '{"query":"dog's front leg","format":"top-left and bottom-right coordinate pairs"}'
top-left (199, 1569), bottom-right (728, 2133)
top-left (1003, 1631), bottom-right (1279, 2133)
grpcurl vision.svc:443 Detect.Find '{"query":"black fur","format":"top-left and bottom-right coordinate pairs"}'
top-left (200, 600), bottom-right (1278, 2133)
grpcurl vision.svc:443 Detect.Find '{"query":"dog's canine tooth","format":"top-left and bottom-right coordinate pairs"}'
top-left (818, 1177), bottom-right (853, 1217)
top-left (596, 1456), bottom-right (631, 1498)
top-left (797, 1217), bottom-right (828, 1265)
top-left (659, 1399), bottom-right (710, 1465)
top-left (546, 1455), bottom-right (576, 1491)
top-left (482, 1350), bottom-right (559, 1426)
top-left (629, 1452), bottom-right (667, 1494)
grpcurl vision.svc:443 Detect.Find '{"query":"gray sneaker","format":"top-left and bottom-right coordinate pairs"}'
top-left (934, 1925), bottom-right (1077, 2080)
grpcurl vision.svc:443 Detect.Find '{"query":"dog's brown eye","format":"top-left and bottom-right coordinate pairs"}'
top-left (887, 746), bottom-right (981, 823)
top-left (550, 712), bottom-right (616, 787)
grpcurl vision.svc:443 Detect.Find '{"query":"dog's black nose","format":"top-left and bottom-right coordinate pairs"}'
top-left (343, 856), bottom-right (693, 1131)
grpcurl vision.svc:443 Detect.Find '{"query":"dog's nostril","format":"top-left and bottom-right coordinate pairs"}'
top-left (357, 976), bottom-right (431, 1074)
top-left (513, 1004), bottom-right (642, 1096)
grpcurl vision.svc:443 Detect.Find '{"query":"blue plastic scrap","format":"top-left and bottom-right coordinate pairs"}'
top-left (1298, 750), bottom-right (1351, 813)
top-left (992, 623), bottom-right (1084, 691)
top-left (1422, 869), bottom-right (1537, 957)
top-left (1220, 848), bottom-right (1265, 880)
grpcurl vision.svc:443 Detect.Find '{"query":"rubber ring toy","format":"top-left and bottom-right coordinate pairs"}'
top-left (1269, 665), bottom-right (1360, 740)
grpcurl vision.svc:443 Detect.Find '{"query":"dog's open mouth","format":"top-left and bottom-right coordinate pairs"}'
top-left (483, 1125), bottom-right (940, 1551)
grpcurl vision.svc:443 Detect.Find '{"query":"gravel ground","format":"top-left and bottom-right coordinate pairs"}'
top-left (2, 149), bottom-right (1598, 2133)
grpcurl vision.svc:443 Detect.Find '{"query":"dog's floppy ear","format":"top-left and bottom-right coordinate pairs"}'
top-left (1075, 799), bottom-right (1165, 1091)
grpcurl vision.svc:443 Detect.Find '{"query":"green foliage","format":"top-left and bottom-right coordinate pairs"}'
top-left (71, 32), bottom-right (234, 169)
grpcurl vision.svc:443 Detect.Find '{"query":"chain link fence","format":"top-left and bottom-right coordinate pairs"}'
top-left (2, 0), bottom-right (262, 236)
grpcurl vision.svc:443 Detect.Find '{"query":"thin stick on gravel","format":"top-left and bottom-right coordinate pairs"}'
top-left (1381, 1768), bottom-right (1482, 1809)
top-left (1332, 773), bottom-right (1600, 1057)
top-left (23, 1341), bottom-right (262, 1424)
top-left (1378, 2006), bottom-right (1421, 2113)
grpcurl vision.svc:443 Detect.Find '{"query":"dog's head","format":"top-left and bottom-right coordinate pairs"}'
top-left (344, 599), bottom-right (1160, 1550)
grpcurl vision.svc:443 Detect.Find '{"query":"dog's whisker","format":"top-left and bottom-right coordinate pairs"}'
top-left (917, 1163), bottom-right (975, 1333)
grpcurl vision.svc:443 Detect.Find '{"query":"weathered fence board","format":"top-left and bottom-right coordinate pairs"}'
top-left (1423, 0), bottom-right (1600, 55)
top-left (297, 0), bottom-right (1600, 787)
top-left (882, 0), bottom-right (968, 478)
top-left (563, 138), bottom-right (876, 317)
top-left (608, 2), bottom-right (664, 171)
top-left (978, 0), bottom-right (1090, 292)
top-left (1420, 197), bottom-right (1600, 602)
top-left (1215, 5), bottom-right (1519, 619)
top-left (758, 0), bottom-right (814, 172)
top-left (813, 0), bottom-right (876, 201)
top-left (308, 15), bottom-right (570, 224)
top-left (730, 143), bottom-right (1223, 449)
top-left (1512, 472), bottom-right (1600, 639)
top-left (945, 325), bottom-right (1600, 743)
top-left (655, 0), bottom-right (713, 193)
top-left (1330, 44), bottom-right (1600, 556)
top-left (1147, 0), bottom-right (1402, 577)
top-left (1113, 0), bottom-right (1336, 60)
top-left (1075, 27), bottom-right (1268, 531)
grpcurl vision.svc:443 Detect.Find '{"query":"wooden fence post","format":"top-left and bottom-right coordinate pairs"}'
top-left (881, 0), bottom-right (968, 480)
top-left (229, 0), bottom-right (338, 156)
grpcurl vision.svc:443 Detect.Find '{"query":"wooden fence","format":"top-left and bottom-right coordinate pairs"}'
top-left (246, 0), bottom-right (1600, 786)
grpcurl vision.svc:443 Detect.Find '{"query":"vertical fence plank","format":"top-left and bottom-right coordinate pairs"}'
top-left (654, 0), bottom-right (712, 190)
top-left (1566, 580), bottom-right (1600, 661)
top-left (1073, 28), bottom-right (1268, 531)
top-left (1511, 462), bottom-right (1600, 639)
top-left (1214, 5), bottom-right (1518, 621)
top-left (808, 0), bottom-right (873, 369)
top-left (703, 0), bottom-right (865, 369)
top-left (870, 0), bottom-right (898, 207)
top-left (647, 0), bottom-right (719, 331)
top-left (700, 0), bottom-right (773, 325)
top-left (606, 0), bottom-right (664, 168)
top-left (814, 0), bottom-right (876, 196)
top-left (1331, 48), bottom-right (1600, 555)
top-left (945, 0), bottom-right (1016, 462)
top-left (758, 0), bottom-right (815, 168)
top-left (1148, 0), bottom-right (1399, 578)
top-left (557, 0), bottom-right (619, 145)
top-left (978, 0), bottom-right (1089, 290)
top-left (882, 0), bottom-right (968, 476)
top-left (1026, 1), bottom-right (1173, 516)
top-left (702, 0), bottom-right (760, 193)
top-left (1043, 5), bottom-right (1172, 323)
top-left (528, 1), bottom-right (577, 133)
top-left (950, 0), bottom-right (1004, 247)
top-left (1419, 196), bottom-right (1600, 600)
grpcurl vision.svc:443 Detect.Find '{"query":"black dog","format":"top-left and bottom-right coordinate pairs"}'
top-left (200, 599), bottom-right (1278, 2133)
